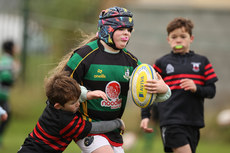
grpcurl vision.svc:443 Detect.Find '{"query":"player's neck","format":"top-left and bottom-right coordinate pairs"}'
top-left (100, 40), bottom-right (120, 53)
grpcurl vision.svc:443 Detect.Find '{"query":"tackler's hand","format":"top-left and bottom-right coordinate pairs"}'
top-left (87, 90), bottom-right (109, 101)
top-left (118, 119), bottom-right (125, 134)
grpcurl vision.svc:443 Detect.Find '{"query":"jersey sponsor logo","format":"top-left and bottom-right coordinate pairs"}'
top-left (191, 62), bottom-right (201, 72)
top-left (101, 81), bottom-right (122, 109)
top-left (139, 76), bottom-right (145, 97)
top-left (123, 68), bottom-right (130, 80)
top-left (166, 64), bottom-right (174, 74)
top-left (94, 69), bottom-right (106, 78)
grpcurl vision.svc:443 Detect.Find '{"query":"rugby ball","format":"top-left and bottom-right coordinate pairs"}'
top-left (130, 64), bottom-right (157, 108)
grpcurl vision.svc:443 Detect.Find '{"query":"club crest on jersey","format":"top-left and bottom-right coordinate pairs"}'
top-left (101, 81), bottom-right (122, 109)
top-left (123, 68), bottom-right (130, 80)
top-left (166, 64), bottom-right (174, 74)
top-left (191, 62), bottom-right (201, 72)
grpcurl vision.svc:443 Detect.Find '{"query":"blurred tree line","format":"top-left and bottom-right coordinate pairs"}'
top-left (27, 0), bottom-right (101, 58)
top-left (25, 0), bottom-right (126, 59)
top-left (16, 0), bottom-right (128, 82)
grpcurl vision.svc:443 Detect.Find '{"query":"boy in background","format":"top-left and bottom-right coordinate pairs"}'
top-left (18, 72), bottom-right (125, 153)
top-left (140, 17), bottom-right (218, 153)
top-left (0, 40), bottom-right (20, 146)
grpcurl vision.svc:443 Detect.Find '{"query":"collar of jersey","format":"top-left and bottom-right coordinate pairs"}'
top-left (171, 50), bottom-right (194, 56)
top-left (98, 39), bottom-right (120, 54)
top-left (104, 48), bottom-right (120, 54)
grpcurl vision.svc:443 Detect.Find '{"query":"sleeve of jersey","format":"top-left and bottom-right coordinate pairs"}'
top-left (124, 49), bottom-right (141, 66)
top-left (155, 85), bottom-right (171, 102)
top-left (141, 105), bottom-right (151, 119)
top-left (0, 106), bottom-right (6, 116)
top-left (0, 67), bottom-right (14, 86)
top-left (195, 57), bottom-right (218, 99)
top-left (137, 59), bottom-right (142, 65)
top-left (196, 58), bottom-right (218, 98)
top-left (203, 58), bottom-right (218, 84)
top-left (64, 50), bottom-right (85, 84)
top-left (153, 59), bottom-right (163, 75)
top-left (74, 119), bottom-right (92, 140)
top-left (195, 83), bottom-right (216, 99)
top-left (60, 114), bottom-right (92, 141)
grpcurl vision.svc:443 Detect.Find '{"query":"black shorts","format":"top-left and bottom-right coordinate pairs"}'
top-left (160, 125), bottom-right (200, 153)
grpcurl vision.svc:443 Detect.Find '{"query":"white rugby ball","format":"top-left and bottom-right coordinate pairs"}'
top-left (130, 64), bottom-right (158, 108)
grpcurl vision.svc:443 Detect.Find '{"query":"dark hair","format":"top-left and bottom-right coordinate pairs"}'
top-left (45, 71), bottom-right (81, 106)
top-left (167, 17), bottom-right (194, 36)
top-left (2, 40), bottom-right (14, 56)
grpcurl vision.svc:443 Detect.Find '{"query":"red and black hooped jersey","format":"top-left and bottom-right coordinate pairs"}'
top-left (18, 102), bottom-right (91, 153)
top-left (153, 51), bottom-right (218, 128)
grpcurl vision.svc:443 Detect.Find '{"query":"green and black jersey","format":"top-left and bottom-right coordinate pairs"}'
top-left (65, 40), bottom-right (141, 146)
top-left (0, 53), bottom-right (14, 101)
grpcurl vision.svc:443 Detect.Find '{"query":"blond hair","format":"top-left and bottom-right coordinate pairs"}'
top-left (49, 33), bottom-right (98, 76)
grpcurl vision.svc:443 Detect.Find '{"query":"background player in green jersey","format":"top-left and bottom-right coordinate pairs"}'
top-left (0, 40), bottom-right (20, 147)
top-left (51, 6), bottom-right (171, 153)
